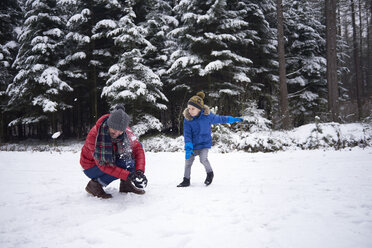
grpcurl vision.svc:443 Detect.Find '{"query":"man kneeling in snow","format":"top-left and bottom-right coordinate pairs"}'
top-left (80, 105), bottom-right (147, 199)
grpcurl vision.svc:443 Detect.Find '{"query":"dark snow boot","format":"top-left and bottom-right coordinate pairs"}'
top-left (85, 179), bottom-right (112, 198)
top-left (119, 179), bottom-right (145, 195)
top-left (204, 172), bottom-right (214, 186)
top-left (177, 177), bottom-right (190, 187)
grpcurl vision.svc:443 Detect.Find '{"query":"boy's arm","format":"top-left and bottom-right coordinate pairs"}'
top-left (183, 120), bottom-right (194, 160)
top-left (209, 113), bottom-right (229, 125)
top-left (183, 120), bottom-right (192, 144)
top-left (210, 113), bottom-right (243, 125)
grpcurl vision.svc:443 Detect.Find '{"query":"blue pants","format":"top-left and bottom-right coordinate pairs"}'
top-left (84, 158), bottom-right (135, 186)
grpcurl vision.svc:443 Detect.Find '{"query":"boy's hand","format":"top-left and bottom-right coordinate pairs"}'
top-left (227, 116), bottom-right (244, 123)
top-left (185, 142), bottom-right (194, 160)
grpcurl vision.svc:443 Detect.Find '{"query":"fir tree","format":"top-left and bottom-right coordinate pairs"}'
top-left (0, 0), bottom-right (22, 140)
top-left (240, 0), bottom-right (279, 122)
top-left (168, 0), bottom-right (255, 115)
top-left (102, 0), bottom-right (168, 136)
top-left (283, 0), bottom-right (327, 126)
top-left (141, 0), bottom-right (179, 132)
top-left (6, 0), bottom-right (72, 137)
top-left (59, 0), bottom-right (125, 131)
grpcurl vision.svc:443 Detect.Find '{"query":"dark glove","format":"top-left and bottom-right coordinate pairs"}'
top-left (185, 142), bottom-right (195, 160)
top-left (227, 116), bottom-right (244, 124)
top-left (129, 170), bottom-right (148, 189)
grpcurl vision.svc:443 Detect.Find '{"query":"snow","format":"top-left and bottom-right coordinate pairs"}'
top-left (141, 122), bottom-right (372, 153)
top-left (200, 60), bottom-right (230, 76)
top-left (132, 114), bottom-right (163, 137)
top-left (52, 131), bottom-right (61, 139)
top-left (0, 148), bottom-right (371, 248)
top-left (7, 116), bottom-right (48, 127)
top-left (32, 95), bottom-right (58, 112)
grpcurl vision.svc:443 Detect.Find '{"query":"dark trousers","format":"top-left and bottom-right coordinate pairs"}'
top-left (84, 158), bottom-right (135, 186)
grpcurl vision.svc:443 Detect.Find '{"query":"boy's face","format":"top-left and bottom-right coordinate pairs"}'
top-left (188, 105), bottom-right (201, 117)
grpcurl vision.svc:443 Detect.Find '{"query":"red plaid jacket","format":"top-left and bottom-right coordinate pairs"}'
top-left (80, 114), bottom-right (145, 180)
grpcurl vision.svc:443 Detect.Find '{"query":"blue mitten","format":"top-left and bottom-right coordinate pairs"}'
top-left (227, 116), bottom-right (244, 124)
top-left (185, 142), bottom-right (194, 160)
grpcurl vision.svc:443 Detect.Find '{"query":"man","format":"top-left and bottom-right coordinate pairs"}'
top-left (80, 105), bottom-right (147, 198)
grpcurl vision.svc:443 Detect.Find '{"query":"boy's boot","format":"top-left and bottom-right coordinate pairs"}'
top-left (177, 177), bottom-right (190, 187)
top-left (85, 179), bottom-right (112, 198)
top-left (204, 171), bottom-right (214, 186)
top-left (119, 179), bottom-right (145, 195)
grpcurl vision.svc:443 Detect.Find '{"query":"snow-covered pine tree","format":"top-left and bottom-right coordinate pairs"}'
top-left (6, 0), bottom-right (72, 138)
top-left (0, 0), bottom-right (22, 140)
top-left (102, 0), bottom-right (168, 137)
top-left (168, 0), bottom-right (254, 115)
top-left (283, 0), bottom-right (327, 126)
top-left (59, 0), bottom-right (124, 136)
top-left (240, 0), bottom-right (279, 124)
top-left (142, 0), bottom-right (177, 85)
top-left (140, 0), bottom-right (180, 133)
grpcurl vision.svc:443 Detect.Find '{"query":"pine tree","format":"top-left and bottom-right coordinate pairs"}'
top-left (142, 0), bottom-right (177, 78)
top-left (6, 0), bottom-right (72, 138)
top-left (243, 0), bottom-right (279, 124)
top-left (141, 0), bottom-right (180, 133)
top-left (59, 0), bottom-right (125, 135)
top-left (168, 0), bottom-right (255, 116)
top-left (102, 0), bottom-right (168, 136)
top-left (284, 0), bottom-right (327, 126)
top-left (0, 0), bottom-right (22, 140)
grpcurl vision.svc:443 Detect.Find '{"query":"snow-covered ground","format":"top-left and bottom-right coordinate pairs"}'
top-left (1, 149), bottom-right (372, 248)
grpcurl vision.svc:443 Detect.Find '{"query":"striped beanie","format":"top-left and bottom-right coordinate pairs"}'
top-left (188, 91), bottom-right (205, 110)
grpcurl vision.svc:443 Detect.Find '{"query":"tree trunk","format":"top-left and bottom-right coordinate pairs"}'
top-left (89, 0), bottom-right (98, 125)
top-left (92, 64), bottom-right (98, 123)
top-left (325, 0), bottom-right (339, 122)
top-left (0, 112), bottom-right (3, 142)
top-left (351, 0), bottom-right (363, 120)
top-left (368, 0), bottom-right (372, 95)
top-left (358, 0), bottom-right (365, 97)
top-left (276, 0), bottom-right (290, 129)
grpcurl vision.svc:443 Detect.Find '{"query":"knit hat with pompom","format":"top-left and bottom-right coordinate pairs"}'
top-left (188, 91), bottom-right (205, 110)
top-left (107, 104), bottom-right (131, 132)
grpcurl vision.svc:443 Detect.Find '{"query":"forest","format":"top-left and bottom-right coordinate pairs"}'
top-left (0, 0), bottom-right (371, 141)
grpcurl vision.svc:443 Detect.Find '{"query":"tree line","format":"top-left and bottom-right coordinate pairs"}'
top-left (0, 0), bottom-right (371, 141)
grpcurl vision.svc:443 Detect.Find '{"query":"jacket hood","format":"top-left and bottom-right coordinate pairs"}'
top-left (183, 105), bottom-right (211, 121)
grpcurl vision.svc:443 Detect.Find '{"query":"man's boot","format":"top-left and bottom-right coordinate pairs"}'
top-left (85, 179), bottom-right (112, 198)
top-left (177, 177), bottom-right (190, 187)
top-left (204, 171), bottom-right (214, 186)
top-left (119, 179), bottom-right (145, 195)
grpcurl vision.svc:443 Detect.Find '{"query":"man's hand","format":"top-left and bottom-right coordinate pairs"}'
top-left (129, 170), bottom-right (148, 189)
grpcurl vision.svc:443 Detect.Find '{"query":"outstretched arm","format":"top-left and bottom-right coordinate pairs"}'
top-left (210, 113), bottom-right (243, 125)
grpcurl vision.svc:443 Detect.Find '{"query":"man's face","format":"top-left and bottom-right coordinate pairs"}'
top-left (109, 128), bottom-right (124, 139)
top-left (188, 105), bottom-right (201, 117)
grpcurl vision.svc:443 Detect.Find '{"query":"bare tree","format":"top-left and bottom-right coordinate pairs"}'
top-left (276, 0), bottom-right (290, 129)
top-left (325, 0), bottom-right (339, 121)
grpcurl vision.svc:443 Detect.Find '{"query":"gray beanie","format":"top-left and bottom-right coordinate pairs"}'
top-left (107, 105), bottom-right (130, 132)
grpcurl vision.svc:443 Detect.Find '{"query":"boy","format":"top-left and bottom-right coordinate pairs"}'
top-left (177, 92), bottom-right (243, 187)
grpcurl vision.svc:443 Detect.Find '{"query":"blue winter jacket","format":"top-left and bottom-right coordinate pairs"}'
top-left (183, 105), bottom-right (229, 150)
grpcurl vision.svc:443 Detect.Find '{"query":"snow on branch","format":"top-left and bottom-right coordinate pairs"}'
top-left (211, 50), bottom-right (252, 64)
top-left (132, 114), bottom-right (163, 137)
top-left (199, 60), bottom-right (232, 76)
top-left (32, 95), bottom-right (58, 112)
